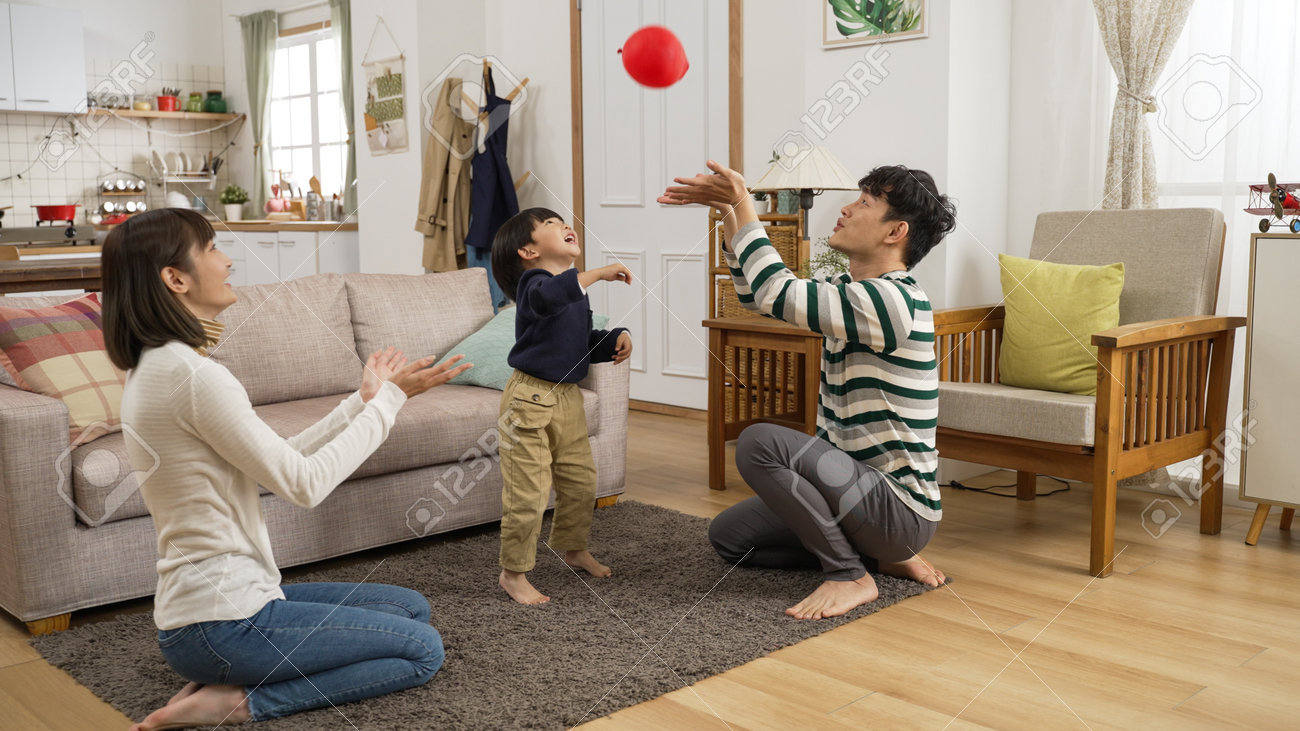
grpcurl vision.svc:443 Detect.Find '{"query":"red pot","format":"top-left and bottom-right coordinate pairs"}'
top-left (156, 95), bottom-right (180, 112)
top-left (33, 204), bottom-right (79, 222)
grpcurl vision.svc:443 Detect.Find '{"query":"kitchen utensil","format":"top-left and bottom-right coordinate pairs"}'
top-left (125, 201), bottom-right (138, 213)
top-left (156, 95), bottom-right (180, 112)
top-left (203, 91), bottom-right (227, 114)
top-left (133, 100), bottom-right (151, 111)
top-left (115, 179), bottom-right (127, 191)
top-left (167, 152), bottom-right (184, 174)
top-left (102, 201), bottom-right (116, 213)
top-left (309, 176), bottom-right (322, 197)
top-left (185, 93), bottom-right (204, 113)
top-left (165, 191), bottom-right (191, 209)
top-left (32, 204), bottom-right (79, 223)
top-left (179, 152), bottom-right (192, 173)
top-left (151, 149), bottom-right (168, 175)
top-left (137, 201), bottom-right (147, 212)
top-left (102, 213), bottom-right (128, 225)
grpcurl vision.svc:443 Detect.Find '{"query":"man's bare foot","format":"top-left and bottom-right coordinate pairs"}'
top-left (166, 681), bottom-right (202, 706)
top-left (786, 574), bottom-right (879, 620)
top-left (500, 569), bottom-right (550, 605)
top-left (564, 549), bottom-right (612, 577)
top-left (880, 554), bottom-right (947, 587)
top-left (129, 684), bottom-right (250, 730)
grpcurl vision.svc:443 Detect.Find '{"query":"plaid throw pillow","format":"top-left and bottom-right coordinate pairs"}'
top-left (0, 293), bottom-right (126, 443)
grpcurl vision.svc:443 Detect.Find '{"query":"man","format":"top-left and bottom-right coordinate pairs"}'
top-left (659, 160), bottom-right (956, 619)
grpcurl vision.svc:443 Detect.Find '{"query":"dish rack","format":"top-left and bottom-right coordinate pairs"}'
top-left (148, 149), bottom-right (218, 213)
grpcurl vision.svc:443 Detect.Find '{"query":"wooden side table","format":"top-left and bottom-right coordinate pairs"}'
top-left (703, 317), bottom-right (822, 490)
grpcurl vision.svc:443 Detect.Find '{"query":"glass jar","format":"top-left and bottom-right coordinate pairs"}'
top-left (203, 90), bottom-right (227, 114)
top-left (185, 93), bottom-right (204, 113)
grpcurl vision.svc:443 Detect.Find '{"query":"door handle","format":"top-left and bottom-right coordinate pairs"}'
top-left (22, 98), bottom-right (50, 103)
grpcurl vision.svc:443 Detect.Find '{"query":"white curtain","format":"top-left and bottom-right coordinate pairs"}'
top-left (1093, 0), bottom-right (1194, 209)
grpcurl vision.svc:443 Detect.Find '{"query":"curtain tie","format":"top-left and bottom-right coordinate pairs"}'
top-left (1118, 85), bottom-right (1157, 114)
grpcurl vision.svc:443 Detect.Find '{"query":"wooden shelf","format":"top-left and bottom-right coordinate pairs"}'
top-left (85, 108), bottom-right (243, 122)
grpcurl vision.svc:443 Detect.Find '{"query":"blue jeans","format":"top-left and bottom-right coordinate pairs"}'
top-left (156, 582), bottom-right (443, 722)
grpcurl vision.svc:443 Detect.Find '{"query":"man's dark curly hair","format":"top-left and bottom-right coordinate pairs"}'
top-left (490, 207), bottom-right (564, 302)
top-left (858, 165), bottom-right (957, 269)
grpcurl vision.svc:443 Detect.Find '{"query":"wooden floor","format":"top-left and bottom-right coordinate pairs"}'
top-left (2, 411), bottom-right (1297, 729)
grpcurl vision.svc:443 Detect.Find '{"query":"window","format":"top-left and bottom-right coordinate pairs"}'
top-left (269, 29), bottom-right (347, 199)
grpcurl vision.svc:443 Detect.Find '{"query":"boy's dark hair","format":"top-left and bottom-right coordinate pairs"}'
top-left (102, 207), bottom-right (215, 370)
top-left (490, 207), bottom-right (564, 301)
top-left (858, 165), bottom-right (957, 269)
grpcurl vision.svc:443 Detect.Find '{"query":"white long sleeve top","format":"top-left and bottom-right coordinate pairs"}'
top-left (121, 336), bottom-right (405, 630)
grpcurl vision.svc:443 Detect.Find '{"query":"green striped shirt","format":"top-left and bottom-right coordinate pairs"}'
top-left (724, 221), bottom-right (941, 521)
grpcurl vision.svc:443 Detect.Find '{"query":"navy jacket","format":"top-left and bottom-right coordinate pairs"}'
top-left (508, 268), bottom-right (629, 384)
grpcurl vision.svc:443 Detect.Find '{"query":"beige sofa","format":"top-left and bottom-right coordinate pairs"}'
top-left (0, 268), bottom-right (628, 633)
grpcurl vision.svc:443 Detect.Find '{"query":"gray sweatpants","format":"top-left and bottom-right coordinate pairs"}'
top-left (708, 424), bottom-right (937, 581)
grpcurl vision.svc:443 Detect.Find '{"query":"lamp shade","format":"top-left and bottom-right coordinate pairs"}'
top-left (750, 145), bottom-right (860, 192)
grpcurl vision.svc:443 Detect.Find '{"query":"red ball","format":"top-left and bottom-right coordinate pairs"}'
top-left (620, 25), bottom-right (689, 88)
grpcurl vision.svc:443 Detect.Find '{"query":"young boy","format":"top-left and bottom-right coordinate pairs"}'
top-left (489, 207), bottom-right (633, 605)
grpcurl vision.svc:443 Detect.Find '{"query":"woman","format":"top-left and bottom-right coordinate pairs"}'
top-left (103, 208), bottom-right (471, 729)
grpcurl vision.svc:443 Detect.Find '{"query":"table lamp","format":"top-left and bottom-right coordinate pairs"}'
top-left (750, 144), bottom-right (860, 242)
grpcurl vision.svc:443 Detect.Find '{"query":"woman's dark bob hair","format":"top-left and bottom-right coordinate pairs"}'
top-left (101, 207), bottom-right (216, 370)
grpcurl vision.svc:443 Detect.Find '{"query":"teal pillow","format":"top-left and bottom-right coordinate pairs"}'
top-left (436, 307), bottom-right (610, 390)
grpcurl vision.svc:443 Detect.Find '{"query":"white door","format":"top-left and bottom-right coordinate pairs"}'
top-left (10, 4), bottom-right (84, 113)
top-left (581, 0), bottom-right (728, 408)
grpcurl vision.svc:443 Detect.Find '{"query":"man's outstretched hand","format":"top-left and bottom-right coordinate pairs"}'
top-left (657, 159), bottom-right (751, 212)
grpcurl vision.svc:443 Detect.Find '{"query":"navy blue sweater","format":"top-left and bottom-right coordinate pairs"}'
top-left (508, 268), bottom-right (629, 384)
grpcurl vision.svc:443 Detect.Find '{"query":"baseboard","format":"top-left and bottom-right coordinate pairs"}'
top-left (628, 400), bottom-right (706, 420)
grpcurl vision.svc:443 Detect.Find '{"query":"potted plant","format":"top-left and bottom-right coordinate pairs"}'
top-left (751, 190), bottom-right (770, 214)
top-left (219, 184), bottom-right (249, 221)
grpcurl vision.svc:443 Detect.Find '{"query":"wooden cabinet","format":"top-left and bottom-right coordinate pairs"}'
top-left (214, 229), bottom-right (358, 287)
top-left (1241, 233), bottom-right (1300, 508)
top-left (7, 4), bottom-right (85, 113)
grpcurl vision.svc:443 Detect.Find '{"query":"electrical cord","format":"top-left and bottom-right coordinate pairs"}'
top-left (943, 474), bottom-right (1071, 499)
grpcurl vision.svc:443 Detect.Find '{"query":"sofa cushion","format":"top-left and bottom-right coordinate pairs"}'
top-left (436, 307), bottom-right (611, 391)
top-left (0, 292), bottom-right (125, 442)
top-left (253, 384), bottom-right (601, 480)
top-left (997, 254), bottom-right (1123, 396)
top-left (345, 270), bottom-right (494, 364)
top-left (938, 381), bottom-right (1096, 447)
top-left (213, 273), bottom-right (360, 406)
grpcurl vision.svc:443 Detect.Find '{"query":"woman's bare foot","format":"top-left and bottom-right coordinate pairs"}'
top-left (166, 681), bottom-right (202, 706)
top-left (786, 574), bottom-right (879, 620)
top-left (500, 569), bottom-right (550, 605)
top-left (880, 554), bottom-right (947, 587)
top-left (564, 549), bottom-right (612, 577)
top-left (129, 684), bottom-right (250, 730)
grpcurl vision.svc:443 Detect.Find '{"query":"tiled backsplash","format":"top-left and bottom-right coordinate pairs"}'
top-left (0, 59), bottom-right (232, 229)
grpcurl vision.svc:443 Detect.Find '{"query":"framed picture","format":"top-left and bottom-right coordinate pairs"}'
top-left (822, 0), bottom-right (927, 48)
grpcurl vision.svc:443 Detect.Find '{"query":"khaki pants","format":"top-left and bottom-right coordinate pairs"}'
top-left (498, 370), bottom-right (598, 572)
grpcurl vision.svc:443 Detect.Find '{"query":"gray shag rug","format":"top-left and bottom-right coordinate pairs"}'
top-left (31, 501), bottom-right (935, 729)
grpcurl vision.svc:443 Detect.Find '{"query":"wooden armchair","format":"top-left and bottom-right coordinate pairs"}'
top-left (933, 208), bottom-right (1244, 577)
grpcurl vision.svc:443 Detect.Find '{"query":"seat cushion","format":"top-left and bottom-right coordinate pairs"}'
top-left (213, 273), bottom-right (360, 406)
top-left (72, 384), bottom-right (602, 528)
top-left (253, 384), bottom-right (601, 481)
top-left (938, 382), bottom-right (1096, 446)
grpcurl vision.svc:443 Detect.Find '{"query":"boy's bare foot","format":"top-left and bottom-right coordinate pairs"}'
top-left (166, 681), bottom-right (202, 706)
top-left (786, 574), bottom-right (879, 620)
top-left (130, 683), bottom-right (250, 730)
top-left (500, 569), bottom-right (550, 605)
top-left (564, 549), bottom-right (612, 577)
top-left (880, 554), bottom-right (947, 587)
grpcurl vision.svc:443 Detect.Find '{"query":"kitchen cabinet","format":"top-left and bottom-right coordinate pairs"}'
top-left (216, 229), bottom-right (359, 287)
top-left (7, 4), bottom-right (85, 114)
top-left (0, 7), bottom-right (14, 111)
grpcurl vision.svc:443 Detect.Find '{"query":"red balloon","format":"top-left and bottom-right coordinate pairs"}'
top-left (619, 25), bottom-right (689, 88)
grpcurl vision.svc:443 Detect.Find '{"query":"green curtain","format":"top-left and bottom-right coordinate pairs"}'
top-left (240, 10), bottom-right (278, 215)
top-left (329, 0), bottom-right (357, 216)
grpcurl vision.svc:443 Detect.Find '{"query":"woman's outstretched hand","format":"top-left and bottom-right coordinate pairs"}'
top-left (656, 159), bottom-right (751, 212)
top-left (361, 348), bottom-right (473, 402)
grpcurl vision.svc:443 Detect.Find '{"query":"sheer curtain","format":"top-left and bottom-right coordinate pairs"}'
top-left (1149, 0), bottom-right (1299, 481)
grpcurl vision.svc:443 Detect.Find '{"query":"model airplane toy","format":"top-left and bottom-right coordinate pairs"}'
top-left (1246, 173), bottom-right (1300, 233)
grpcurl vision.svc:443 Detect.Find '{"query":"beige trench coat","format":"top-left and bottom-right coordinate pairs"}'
top-left (416, 77), bottom-right (473, 272)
